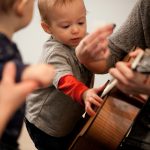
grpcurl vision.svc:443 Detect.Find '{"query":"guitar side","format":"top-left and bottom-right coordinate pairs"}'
top-left (69, 88), bottom-right (142, 150)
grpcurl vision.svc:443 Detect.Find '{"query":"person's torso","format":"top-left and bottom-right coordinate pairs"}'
top-left (26, 37), bottom-right (94, 137)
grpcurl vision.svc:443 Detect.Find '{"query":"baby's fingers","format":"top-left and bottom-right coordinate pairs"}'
top-left (85, 102), bottom-right (96, 116)
top-left (85, 97), bottom-right (103, 116)
top-left (91, 94), bottom-right (103, 105)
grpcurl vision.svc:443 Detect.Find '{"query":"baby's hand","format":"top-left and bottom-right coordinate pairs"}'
top-left (82, 87), bottom-right (103, 117)
top-left (22, 64), bottom-right (55, 87)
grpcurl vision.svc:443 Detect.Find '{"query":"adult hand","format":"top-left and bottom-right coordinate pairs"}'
top-left (76, 24), bottom-right (115, 64)
top-left (109, 61), bottom-right (150, 96)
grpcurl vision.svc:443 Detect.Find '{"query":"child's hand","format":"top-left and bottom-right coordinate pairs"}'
top-left (82, 87), bottom-right (104, 117)
top-left (0, 62), bottom-right (39, 135)
top-left (22, 64), bottom-right (55, 87)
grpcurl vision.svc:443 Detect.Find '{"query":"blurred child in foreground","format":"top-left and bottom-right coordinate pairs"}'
top-left (0, 0), bottom-right (55, 149)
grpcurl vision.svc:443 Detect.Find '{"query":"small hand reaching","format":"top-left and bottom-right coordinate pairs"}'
top-left (82, 86), bottom-right (105, 116)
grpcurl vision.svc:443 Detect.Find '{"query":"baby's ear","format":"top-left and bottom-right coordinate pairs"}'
top-left (41, 21), bottom-right (52, 34)
top-left (13, 0), bottom-right (27, 16)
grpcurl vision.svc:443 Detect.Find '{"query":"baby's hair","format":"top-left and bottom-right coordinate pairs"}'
top-left (38, 0), bottom-right (75, 23)
top-left (0, 0), bottom-right (16, 13)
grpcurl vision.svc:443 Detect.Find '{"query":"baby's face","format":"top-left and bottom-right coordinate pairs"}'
top-left (48, 0), bottom-right (87, 48)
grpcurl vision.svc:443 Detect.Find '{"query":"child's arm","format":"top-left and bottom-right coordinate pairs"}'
top-left (58, 75), bottom-right (103, 116)
top-left (21, 64), bottom-right (55, 87)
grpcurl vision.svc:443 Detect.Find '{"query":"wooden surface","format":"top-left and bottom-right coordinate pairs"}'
top-left (69, 88), bottom-right (142, 150)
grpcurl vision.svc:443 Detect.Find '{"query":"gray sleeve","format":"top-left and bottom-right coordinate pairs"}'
top-left (107, 0), bottom-right (146, 68)
top-left (46, 47), bottom-right (73, 88)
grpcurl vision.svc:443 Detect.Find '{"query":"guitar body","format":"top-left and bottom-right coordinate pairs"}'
top-left (69, 50), bottom-right (149, 150)
top-left (69, 88), bottom-right (143, 150)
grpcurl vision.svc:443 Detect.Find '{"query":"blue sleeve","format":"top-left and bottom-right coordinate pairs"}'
top-left (13, 60), bottom-right (28, 82)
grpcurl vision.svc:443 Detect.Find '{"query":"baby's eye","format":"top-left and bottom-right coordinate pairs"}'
top-left (78, 22), bottom-right (85, 25)
top-left (61, 25), bottom-right (70, 29)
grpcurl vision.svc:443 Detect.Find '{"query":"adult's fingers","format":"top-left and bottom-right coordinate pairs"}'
top-left (1, 62), bottom-right (16, 83)
top-left (109, 67), bottom-right (128, 85)
top-left (115, 62), bottom-right (134, 81)
top-left (16, 81), bottom-right (38, 98)
top-left (83, 24), bottom-right (115, 44)
top-left (78, 24), bottom-right (114, 53)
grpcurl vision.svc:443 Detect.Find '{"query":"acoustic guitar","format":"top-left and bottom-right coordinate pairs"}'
top-left (69, 50), bottom-right (149, 150)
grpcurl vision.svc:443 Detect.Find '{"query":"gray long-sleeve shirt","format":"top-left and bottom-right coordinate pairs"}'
top-left (26, 36), bottom-right (94, 137)
top-left (108, 0), bottom-right (150, 149)
top-left (108, 0), bottom-right (150, 68)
